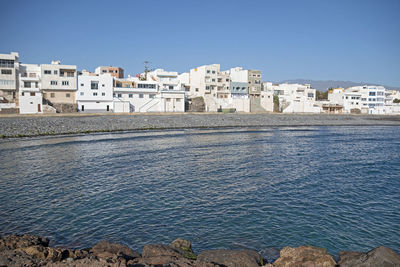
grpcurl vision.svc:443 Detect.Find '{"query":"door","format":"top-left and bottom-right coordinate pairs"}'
top-left (38, 104), bottom-right (41, 112)
top-left (82, 105), bottom-right (84, 112)
top-left (107, 105), bottom-right (109, 111)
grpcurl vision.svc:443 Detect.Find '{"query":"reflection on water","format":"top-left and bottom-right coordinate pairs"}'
top-left (0, 126), bottom-right (399, 255)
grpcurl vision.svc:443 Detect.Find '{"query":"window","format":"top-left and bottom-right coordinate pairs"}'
top-left (80, 83), bottom-right (84, 86)
top-left (66, 93), bottom-right (70, 98)
top-left (102, 70), bottom-right (106, 73)
top-left (67, 72), bottom-right (74, 77)
top-left (117, 93), bottom-right (122, 98)
top-left (166, 98), bottom-right (171, 102)
top-left (149, 94), bottom-right (155, 99)
top-left (44, 70), bottom-right (51, 74)
top-left (54, 70), bottom-right (58, 75)
top-left (138, 83), bottom-right (156, 89)
top-left (51, 81), bottom-right (58, 85)
top-left (0, 59), bottom-right (14, 68)
top-left (60, 71), bottom-right (64, 76)
top-left (102, 84), bottom-right (105, 87)
top-left (206, 85), bottom-right (210, 90)
top-left (102, 92), bottom-right (105, 96)
top-left (129, 94), bottom-right (133, 98)
top-left (30, 92), bottom-right (35, 96)
top-left (22, 92), bottom-right (25, 96)
top-left (195, 88), bottom-right (199, 92)
top-left (139, 94), bottom-right (144, 98)
top-left (91, 81), bottom-right (99, 90)
top-left (24, 81), bottom-right (31, 88)
top-left (50, 93), bottom-right (55, 98)
top-left (1, 69), bottom-right (12, 75)
top-left (212, 79), bottom-right (215, 82)
top-left (176, 98), bottom-right (181, 102)
top-left (308, 93), bottom-right (314, 98)
top-left (207, 70), bottom-right (210, 74)
top-left (93, 92), bottom-right (97, 96)
top-left (369, 92), bottom-right (376, 96)
top-left (212, 71), bottom-right (215, 74)
top-left (62, 81), bottom-right (69, 86)
top-left (169, 85), bottom-right (173, 90)
top-left (80, 92), bottom-right (84, 96)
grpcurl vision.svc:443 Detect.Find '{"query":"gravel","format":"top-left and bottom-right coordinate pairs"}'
top-left (0, 113), bottom-right (400, 138)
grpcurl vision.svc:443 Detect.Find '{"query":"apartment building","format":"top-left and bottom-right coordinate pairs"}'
top-left (113, 77), bottom-right (160, 113)
top-left (41, 61), bottom-right (77, 113)
top-left (147, 69), bottom-right (185, 112)
top-left (229, 67), bottom-right (262, 97)
top-left (76, 71), bottom-right (114, 113)
top-left (18, 64), bottom-right (43, 114)
top-left (343, 86), bottom-right (387, 114)
top-left (189, 64), bottom-right (219, 98)
top-left (95, 66), bottom-right (124, 78)
top-left (265, 82), bottom-right (321, 113)
top-left (0, 52), bottom-right (19, 105)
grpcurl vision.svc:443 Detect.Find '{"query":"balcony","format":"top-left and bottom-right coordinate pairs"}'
top-left (19, 73), bottom-right (40, 81)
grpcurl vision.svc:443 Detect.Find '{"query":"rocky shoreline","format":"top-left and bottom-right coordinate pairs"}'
top-left (1, 235), bottom-right (399, 267)
top-left (0, 113), bottom-right (400, 138)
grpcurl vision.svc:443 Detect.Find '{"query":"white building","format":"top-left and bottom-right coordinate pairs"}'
top-left (341, 86), bottom-right (387, 114)
top-left (0, 52), bottom-right (19, 110)
top-left (113, 70), bottom-right (185, 113)
top-left (76, 71), bottom-right (114, 113)
top-left (265, 82), bottom-right (321, 113)
top-left (18, 64), bottom-right (43, 114)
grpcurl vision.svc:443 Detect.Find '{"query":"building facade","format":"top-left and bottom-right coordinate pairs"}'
top-left (18, 64), bottom-right (43, 114)
top-left (41, 61), bottom-right (77, 113)
top-left (76, 71), bottom-right (114, 113)
top-left (0, 52), bottom-right (19, 105)
top-left (95, 66), bottom-right (124, 79)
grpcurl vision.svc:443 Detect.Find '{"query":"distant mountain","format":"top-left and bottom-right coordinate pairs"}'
top-left (277, 79), bottom-right (399, 91)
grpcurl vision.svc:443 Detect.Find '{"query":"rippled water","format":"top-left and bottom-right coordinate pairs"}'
top-left (0, 126), bottom-right (399, 257)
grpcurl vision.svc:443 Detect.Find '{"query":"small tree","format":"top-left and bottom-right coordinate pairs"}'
top-left (273, 95), bottom-right (280, 112)
top-left (393, 98), bottom-right (400, 103)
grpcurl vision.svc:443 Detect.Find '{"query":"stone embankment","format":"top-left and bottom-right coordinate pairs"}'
top-left (1, 235), bottom-right (400, 267)
top-left (1, 113), bottom-right (400, 138)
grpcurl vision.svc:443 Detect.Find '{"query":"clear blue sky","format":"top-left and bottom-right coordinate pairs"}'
top-left (2, 0), bottom-right (400, 86)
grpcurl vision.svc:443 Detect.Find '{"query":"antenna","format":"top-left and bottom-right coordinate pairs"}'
top-left (144, 61), bottom-right (150, 80)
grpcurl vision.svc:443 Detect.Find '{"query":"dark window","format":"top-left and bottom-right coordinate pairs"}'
top-left (1, 69), bottom-right (12, 75)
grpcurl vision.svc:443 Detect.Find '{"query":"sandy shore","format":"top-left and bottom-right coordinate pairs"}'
top-left (1, 113), bottom-right (400, 138)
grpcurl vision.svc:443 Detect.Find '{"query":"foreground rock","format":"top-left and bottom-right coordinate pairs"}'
top-left (338, 246), bottom-right (400, 267)
top-left (196, 249), bottom-right (264, 267)
top-left (273, 245), bottom-right (336, 267)
top-left (1, 234), bottom-right (400, 267)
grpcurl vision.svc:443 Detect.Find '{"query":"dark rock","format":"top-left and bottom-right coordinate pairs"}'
top-left (0, 234), bottom-right (49, 250)
top-left (170, 238), bottom-right (197, 260)
top-left (338, 246), bottom-right (400, 267)
top-left (170, 238), bottom-right (192, 252)
top-left (196, 249), bottom-right (263, 267)
top-left (0, 248), bottom-right (40, 266)
top-left (259, 247), bottom-right (281, 263)
top-left (273, 245), bottom-right (336, 267)
top-left (140, 244), bottom-right (197, 266)
top-left (91, 240), bottom-right (140, 260)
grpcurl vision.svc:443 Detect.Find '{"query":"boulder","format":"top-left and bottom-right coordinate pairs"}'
top-left (273, 245), bottom-right (336, 267)
top-left (170, 238), bottom-right (197, 260)
top-left (338, 246), bottom-right (400, 267)
top-left (196, 249), bottom-right (264, 267)
top-left (170, 238), bottom-right (193, 252)
top-left (141, 244), bottom-right (188, 265)
top-left (90, 240), bottom-right (140, 260)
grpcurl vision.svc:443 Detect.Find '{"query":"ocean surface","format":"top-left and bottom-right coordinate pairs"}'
top-left (0, 126), bottom-right (399, 257)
